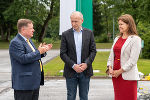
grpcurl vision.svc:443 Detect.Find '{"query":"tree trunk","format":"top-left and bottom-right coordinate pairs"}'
top-left (6, 27), bottom-right (10, 42)
top-left (104, 5), bottom-right (109, 34)
top-left (38, 0), bottom-right (54, 42)
top-left (0, 25), bottom-right (5, 41)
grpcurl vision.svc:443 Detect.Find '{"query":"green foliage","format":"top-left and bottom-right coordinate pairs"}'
top-left (93, 0), bottom-right (104, 36)
top-left (95, 34), bottom-right (110, 43)
top-left (137, 22), bottom-right (150, 59)
top-left (0, 0), bottom-right (48, 41)
top-left (45, 16), bottom-right (60, 41)
top-left (0, 0), bottom-right (59, 42)
top-left (141, 32), bottom-right (150, 59)
top-left (1, 0), bottom-right (150, 59)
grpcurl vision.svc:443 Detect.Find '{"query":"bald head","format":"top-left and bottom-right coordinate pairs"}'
top-left (70, 11), bottom-right (83, 20)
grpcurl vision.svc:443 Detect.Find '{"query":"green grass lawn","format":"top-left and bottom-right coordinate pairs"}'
top-left (0, 42), bottom-right (10, 49)
top-left (96, 43), bottom-right (112, 49)
top-left (44, 52), bottom-right (150, 76)
top-left (0, 41), bottom-right (112, 49)
top-left (0, 41), bottom-right (60, 49)
top-left (138, 59), bottom-right (150, 76)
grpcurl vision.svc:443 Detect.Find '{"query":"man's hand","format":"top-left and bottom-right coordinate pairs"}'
top-left (38, 43), bottom-right (47, 54)
top-left (79, 63), bottom-right (87, 71)
top-left (38, 43), bottom-right (53, 54)
top-left (42, 43), bottom-right (53, 51)
top-left (73, 64), bottom-right (83, 73)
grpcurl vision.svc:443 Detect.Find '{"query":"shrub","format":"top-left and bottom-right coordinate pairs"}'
top-left (141, 31), bottom-right (150, 59)
top-left (95, 33), bottom-right (109, 43)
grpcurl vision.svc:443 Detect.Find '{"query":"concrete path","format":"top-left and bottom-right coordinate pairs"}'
top-left (0, 79), bottom-right (150, 100)
top-left (0, 79), bottom-right (114, 100)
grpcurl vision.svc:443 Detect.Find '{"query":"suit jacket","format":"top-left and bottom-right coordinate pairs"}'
top-left (60, 28), bottom-right (97, 78)
top-left (9, 34), bottom-right (45, 90)
top-left (107, 35), bottom-right (141, 80)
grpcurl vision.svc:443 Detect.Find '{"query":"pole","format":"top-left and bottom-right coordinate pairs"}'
top-left (113, 16), bottom-right (115, 40)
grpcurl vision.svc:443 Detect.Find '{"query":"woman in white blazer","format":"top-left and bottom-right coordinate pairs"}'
top-left (107, 14), bottom-right (141, 100)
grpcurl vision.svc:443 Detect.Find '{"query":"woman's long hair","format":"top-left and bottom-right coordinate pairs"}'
top-left (118, 14), bottom-right (138, 36)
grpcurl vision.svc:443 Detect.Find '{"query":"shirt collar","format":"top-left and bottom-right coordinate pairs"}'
top-left (73, 27), bottom-right (83, 32)
top-left (19, 33), bottom-right (28, 41)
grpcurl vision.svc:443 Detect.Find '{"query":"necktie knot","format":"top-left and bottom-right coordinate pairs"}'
top-left (26, 39), bottom-right (29, 42)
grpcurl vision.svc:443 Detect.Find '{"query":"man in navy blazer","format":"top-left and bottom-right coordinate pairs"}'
top-left (9, 19), bottom-right (52, 100)
top-left (60, 11), bottom-right (96, 100)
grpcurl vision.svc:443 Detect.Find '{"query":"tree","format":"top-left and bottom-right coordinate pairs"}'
top-left (38, 0), bottom-right (54, 42)
top-left (38, 0), bottom-right (60, 42)
top-left (0, 0), bottom-right (14, 41)
top-left (93, 0), bottom-right (104, 36)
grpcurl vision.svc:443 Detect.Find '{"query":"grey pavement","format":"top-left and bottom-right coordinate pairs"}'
top-left (97, 49), bottom-right (111, 52)
top-left (0, 79), bottom-right (114, 100)
top-left (0, 79), bottom-right (150, 100)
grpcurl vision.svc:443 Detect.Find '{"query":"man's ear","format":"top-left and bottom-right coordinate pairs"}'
top-left (20, 27), bottom-right (24, 32)
top-left (82, 19), bottom-right (84, 23)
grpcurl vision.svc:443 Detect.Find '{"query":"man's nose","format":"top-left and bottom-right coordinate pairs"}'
top-left (72, 22), bottom-right (75, 26)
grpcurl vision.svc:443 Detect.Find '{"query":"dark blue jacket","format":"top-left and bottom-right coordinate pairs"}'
top-left (9, 34), bottom-right (45, 90)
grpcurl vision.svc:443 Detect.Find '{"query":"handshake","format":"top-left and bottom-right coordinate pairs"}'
top-left (38, 43), bottom-right (53, 54)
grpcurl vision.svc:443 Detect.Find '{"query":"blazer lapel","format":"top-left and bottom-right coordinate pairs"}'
top-left (69, 29), bottom-right (76, 51)
top-left (17, 34), bottom-right (34, 52)
top-left (82, 29), bottom-right (86, 50)
top-left (121, 35), bottom-right (133, 55)
top-left (17, 34), bottom-right (29, 48)
top-left (17, 34), bottom-right (25, 42)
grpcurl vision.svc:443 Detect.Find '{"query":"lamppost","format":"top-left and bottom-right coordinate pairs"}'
top-left (113, 15), bottom-right (115, 40)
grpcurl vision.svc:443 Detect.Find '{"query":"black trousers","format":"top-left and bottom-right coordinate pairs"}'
top-left (14, 88), bottom-right (39, 100)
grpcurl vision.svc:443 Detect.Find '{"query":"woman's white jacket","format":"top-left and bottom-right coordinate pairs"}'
top-left (107, 35), bottom-right (141, 80)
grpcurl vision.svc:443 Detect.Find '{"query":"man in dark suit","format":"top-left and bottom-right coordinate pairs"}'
top-left (9, 19), bottom-right (52, 100)
top-left (60, 11), bottom-right (97, 100)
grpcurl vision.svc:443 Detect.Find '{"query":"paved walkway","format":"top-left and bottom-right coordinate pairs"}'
top-left (0, 79), bottom-right (114, 100)
top-left (0, 79), bottom-right (150, 100)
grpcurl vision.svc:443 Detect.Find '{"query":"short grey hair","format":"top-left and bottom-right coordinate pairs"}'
top-left (70, 11), bottom-right (83, 20)
top-left (17, 19), bottom-right (33, 32)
